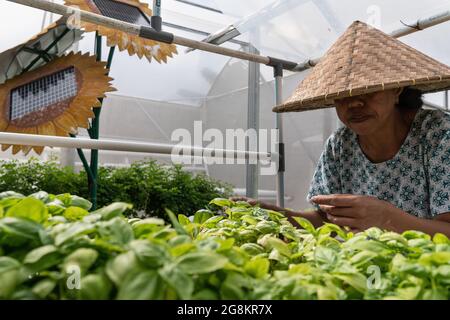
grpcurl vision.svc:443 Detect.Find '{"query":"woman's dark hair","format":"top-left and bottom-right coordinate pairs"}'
top-left (398, 87), bottom-right (423, 110)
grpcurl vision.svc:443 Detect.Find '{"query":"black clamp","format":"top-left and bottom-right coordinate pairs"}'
top-left (267, 56), bottom-right (298, 77)
top-left (151, 15), bottom-right (162, 32)
top-left (139, 26), bottom-right (174, 44)
top-left (278, 142), bottom-right (285, 173)
top-left (400, 20), bottom-right (423, 31)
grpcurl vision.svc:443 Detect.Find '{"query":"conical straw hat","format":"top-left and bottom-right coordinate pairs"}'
top-left (274, 20), bottom-right (450, 113)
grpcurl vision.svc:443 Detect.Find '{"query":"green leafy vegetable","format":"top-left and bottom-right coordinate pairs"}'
top-left (0, 192), bottom-right (448, 300)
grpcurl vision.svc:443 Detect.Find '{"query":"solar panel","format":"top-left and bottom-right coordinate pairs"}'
top-left (10, 67), bottom-right (78, 120)
top-left (93, 0), bottom-right (152, 27)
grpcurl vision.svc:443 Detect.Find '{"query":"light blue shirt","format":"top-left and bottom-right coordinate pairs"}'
top-left (307, 108), bottom-right (450, 219)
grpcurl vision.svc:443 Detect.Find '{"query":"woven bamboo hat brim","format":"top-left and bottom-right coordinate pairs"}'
top-left (273, 20), bottom-right (450, 113)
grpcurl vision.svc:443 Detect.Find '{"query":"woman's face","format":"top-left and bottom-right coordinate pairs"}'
top-left (335, 89), bottom-right (402, 136)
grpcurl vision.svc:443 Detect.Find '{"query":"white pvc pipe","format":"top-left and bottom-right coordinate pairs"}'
top-left (390, 10), bottom-right (450, 38)
top-left (0, 132), bottom-right (276, 162)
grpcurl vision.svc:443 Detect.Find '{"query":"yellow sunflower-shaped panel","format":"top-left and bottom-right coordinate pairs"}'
top-left (0, 52), bottom-right (116, 155)
top-left (65, 0), bottom-right (178, 63)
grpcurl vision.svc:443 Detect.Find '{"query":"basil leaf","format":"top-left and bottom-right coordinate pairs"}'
top-left (0, 217), bottom-right (44, 245)
top-left (70, 195), bottom-right (92, 211)
top-left (106, 251), bottom-right (143, 287)
top-left (24, 245), bottom-right (62, 273)
top-left (0, 191), bottom-right (24, 200)
top-left (63, 207), bottom-right (89, 222)
top-left (64, 248), bottom-right (98, 273)
top-left (79, 274), bottom-right (112, 300)
top-left (117, 270), bottom-right (165, 300)
top-left (159, 263), bottom-right (194, 299)
top-left (244, 257), bottom-right (270, 279)
top-left (293, 217), bottom-right (316, 234)
top-left (0, 256), bottom-right (21, 274)
top-left (175, 251), bottom-right (228, 274)
top-left (97, 218), bottom-right (134, 245)
top-left (54, 222), bottom-right (96, 246)
top-left (32, 279), bottom-right (56, 299)
top-left (29, 191), bottom-right (50, 203)
top-left (6, 197), bottom-right (48, 223)
top-left (194, 209), bottom-right (213, 224)
top-left (130, 240), bottom-right (170, 268)
top-left (209, 198), bottom-right (234, 208)
top-left (93, 203), bottom-right (133, 221)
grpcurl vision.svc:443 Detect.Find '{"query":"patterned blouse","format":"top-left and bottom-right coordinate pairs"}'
top-left (307, 108), bottom-right (450, 219)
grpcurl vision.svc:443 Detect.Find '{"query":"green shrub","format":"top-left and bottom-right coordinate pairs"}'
top-left (0, 158), bottom-right (233, 220)
top-left (0, 158), bottom-right (84, 196)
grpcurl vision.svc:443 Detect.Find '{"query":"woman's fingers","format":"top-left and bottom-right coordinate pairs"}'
top-left (229, 196), bottom-right (259, 206)
top-left (284, 211), bottom-right (303, 218)
top-left (229, 196), bottom-right (247, 201)
top-left (286, 215), bottom-right (300, 228)
top-left (311, 194), bottom-right (358, 207)
top-left (319, 205), bottom-right (359, 218)
top-left (326, 213), bottom-right (359, 228)
top-left (318, 204), bottom-right (334, 213)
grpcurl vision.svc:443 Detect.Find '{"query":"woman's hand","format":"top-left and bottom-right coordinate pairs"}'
top-left (229, 196), bottom-right (277, 211)
top-left (311, 194), bottom-right (402, 233)
top-left (230, 196), bottom-right (326, 228)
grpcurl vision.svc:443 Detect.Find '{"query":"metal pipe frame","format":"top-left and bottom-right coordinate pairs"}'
top-left (162, 21), bottom-right (249, 46)
top-left (246, 44), bottom-right (260, 199)
top-left (0, 132), bottom-right (276, 162)
top-left (5, 0), bottom-right (289, 68)
top-left (274, 66), bottom-right (285, 208)
top-left (9, 1), bottom-right (450, 71)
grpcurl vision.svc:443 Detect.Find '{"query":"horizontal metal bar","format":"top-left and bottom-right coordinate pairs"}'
top-left (171, 34), bottom-right (269, 64)
top-left (162, 21), bottom-right (249, 46)
top-left (185, 24), bottom-right (242, 53)
top-left (0, 132), bottom-right (276, 161)
top-left (7, 0), bottom-right (271, 65)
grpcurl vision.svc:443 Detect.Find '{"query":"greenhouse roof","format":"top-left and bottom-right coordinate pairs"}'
top-left (1, 0), bottom-right (450, 106)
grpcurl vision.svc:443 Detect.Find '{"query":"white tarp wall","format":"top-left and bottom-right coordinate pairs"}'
top-left (202, 58), bottom-right (338, 210)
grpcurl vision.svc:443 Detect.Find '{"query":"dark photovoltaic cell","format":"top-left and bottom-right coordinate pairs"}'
top-left (93, 0), bottom-right (152, 27)
top-left (10, 67), bottom-right (78, 120)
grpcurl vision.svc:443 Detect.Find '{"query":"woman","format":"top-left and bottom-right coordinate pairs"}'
top-left (235, 21), bottom-right (450, 236)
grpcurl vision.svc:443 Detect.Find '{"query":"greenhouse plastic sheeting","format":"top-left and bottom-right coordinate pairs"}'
top-left (214, 0), bottom-right (450, 62)
top-left (2, 0), bottom-right (450, 105)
